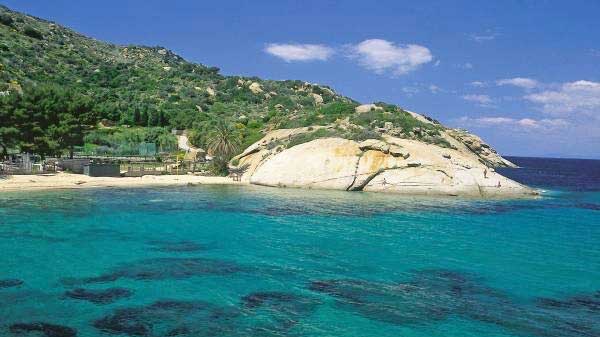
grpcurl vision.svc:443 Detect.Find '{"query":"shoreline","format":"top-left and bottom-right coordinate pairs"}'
top-left (0, 172), bottom-right (540, 199)
top-left (0, 173), bottom-right (245, 192)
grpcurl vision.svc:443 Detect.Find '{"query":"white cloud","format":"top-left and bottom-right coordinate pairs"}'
top-left (470, 81), bottom-right (487, 87)
top-left (525, 80), bottom-right (600, 115)
top-left (457, 116), bottom-right (568, 131)
top-left (497, 77), bottom-right (539, 89)
top-left (264, 43), bottom-right (334, 62)
top-left (428, 84), bottom-right (440, 93)
top-left (469, 32), bottom-right (498, 43)
top-left (401, 86), bottom-right (420, 97)
top-left (348, 39), bottom-right (433, 76)
top-left (462, 62), bottom-right (473, 69)
top-left (462, 94), bottom-right (493, 106)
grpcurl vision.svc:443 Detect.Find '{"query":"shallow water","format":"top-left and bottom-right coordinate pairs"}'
top-left (1, 157), bottom-right (599, 336)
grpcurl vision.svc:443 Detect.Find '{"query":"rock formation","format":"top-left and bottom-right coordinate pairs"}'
top-left (230, 117), bottom-right (535, 198)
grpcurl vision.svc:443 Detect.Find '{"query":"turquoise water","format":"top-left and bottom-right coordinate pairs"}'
top-left (1, 158), bottom-right (599, 337)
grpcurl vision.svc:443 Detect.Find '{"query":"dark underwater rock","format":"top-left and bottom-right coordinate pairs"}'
top-left (310, 277), bottom-right (457, 325)
top-left (239, 291), bottom-right (321, 333)
top-left (62, 257), bottom-right (241, 285)
top-left (65, 287), bottom-right (133, 304)
top-left (309, 269), bottom-right (600, 337)
top-left (241, 291), bottom-right (304, 308)
top-left (9, 322), bottom-right (76, 337)
top-left (536, 291), bottom-right (600, 311)
top-left (0, 278), bottom-right (23, 289)
top-left (93, 300), bottom-right (238, 336)
top-left (147, 240), bottom-right (206, 252)
top-left (310, 270), bottom-right (509, 326)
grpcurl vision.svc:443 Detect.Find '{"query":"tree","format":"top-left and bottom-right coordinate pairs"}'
top-left (207, 121), bottom-right (241, 175)
top-left (0, 84), bottom-right (98, 158)
top-left (0, 94), bottom-right (19, 158)
top-left (57, 91), bottom-right (98, 158)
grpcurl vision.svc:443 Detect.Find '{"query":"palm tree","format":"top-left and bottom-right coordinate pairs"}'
top-left (207, 121), bottom-right (241, 174)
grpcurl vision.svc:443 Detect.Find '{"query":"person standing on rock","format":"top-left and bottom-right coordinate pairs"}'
top-left (484, 168), bottom-right (488, 179)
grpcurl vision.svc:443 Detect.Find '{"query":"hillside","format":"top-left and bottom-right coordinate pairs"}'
top-left (0, 5), bottom-right (535, 196)
top-left (1, 6), bottom-right (465, 151)
top-left (0, 4), bottom-right (354, 150)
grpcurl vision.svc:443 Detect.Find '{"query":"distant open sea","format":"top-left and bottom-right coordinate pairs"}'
top-left (1, 157), bottom-right (598, 337)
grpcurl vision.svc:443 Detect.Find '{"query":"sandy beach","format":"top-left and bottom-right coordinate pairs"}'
top-left (0, 173), bottom-right (245, 192)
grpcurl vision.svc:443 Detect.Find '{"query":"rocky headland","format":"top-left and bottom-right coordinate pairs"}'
top-left (231, 107), bottom-right (536, 198)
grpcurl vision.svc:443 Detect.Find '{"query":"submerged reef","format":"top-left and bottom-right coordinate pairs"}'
top-left (0, 279), bottom-right (23, 289)
top-left (61, 257), bottom-right (241, 285)
top-left (64, 287), bottom-right (133, 304)
top-left (8, 322), bottom-right (77, 337)
top-left (6, 266), bottom-right (598, 336)
top-left (146, 240), bottom-right (207, 252)
top-left (93, 300), bottom-right (239, 336)
top-left (309, 269), bottom-right (600, 337)
top-left (239, 291), bottom-right (321, 333)
top-left (92, 291), bottom-right (321, 337)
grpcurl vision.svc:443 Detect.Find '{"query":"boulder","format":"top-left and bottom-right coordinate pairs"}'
top-left (320, 87), bottom-right (335, 96)
top-left (358, 139), bottom-right (390, 153)
top-left (388, 145), bottom-right (408, 158)
top-left (446, 129), bottom-right (517, 168)
top-left (249, 82), bottom-right (263, 94)
top-left (405, 110), bottom-right (436, 125)
top-left (234, 128), bottom-right (534, 197)
top-left (311, 93), bottom-right (324, 105)
top-left (355, 104), bottom-right (383, 113)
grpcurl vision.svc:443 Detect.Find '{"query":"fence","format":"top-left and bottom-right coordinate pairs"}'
top-left (0, 162), bottom-right (57, 175)
top-left (122, 161), bottom-right (211, 177)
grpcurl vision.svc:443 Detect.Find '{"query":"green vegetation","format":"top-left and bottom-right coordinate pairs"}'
top-left (0, 5), bottom-right (454, 164)
top-left (23, 25), bottom-right (42, 39)
top-left (0, 13), bottom-right (13, 26)
top-left (206, 122), bottom-right (241, 175)
top-left (350, 107), bottom-right (453, 148)
top-left (287, 129), bottom-right (338, 148)
top-left (82, 127), bottom-right (176, 156)
top-left (282, 126), bottom-right (381, 149)
top-left (0, 84), bottom-right (97, 158)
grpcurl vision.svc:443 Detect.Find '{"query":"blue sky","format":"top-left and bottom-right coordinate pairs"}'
top-left (4, 0), bottom-right (600, 158)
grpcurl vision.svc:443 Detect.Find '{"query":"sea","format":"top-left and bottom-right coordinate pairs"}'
top-left (0, 157), bottom-right (598, 337)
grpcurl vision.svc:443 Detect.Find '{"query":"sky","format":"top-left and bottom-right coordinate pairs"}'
top-left (3, 0), bottom-right (600, 159)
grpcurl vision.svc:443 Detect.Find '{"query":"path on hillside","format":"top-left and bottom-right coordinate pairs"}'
top-left (176, 132), bottom-right (206, 160)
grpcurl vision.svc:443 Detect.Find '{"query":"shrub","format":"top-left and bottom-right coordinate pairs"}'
top-left (287, 128), bottom-right (336, 148)
top-left (23, 26), bottom-right (43, 39)
top-left (344, 127), bottom-right (382, 142)
top-left (320, 101), bottom-right (356, 116)
top-left (0, 14), bottom-right (14, 27)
